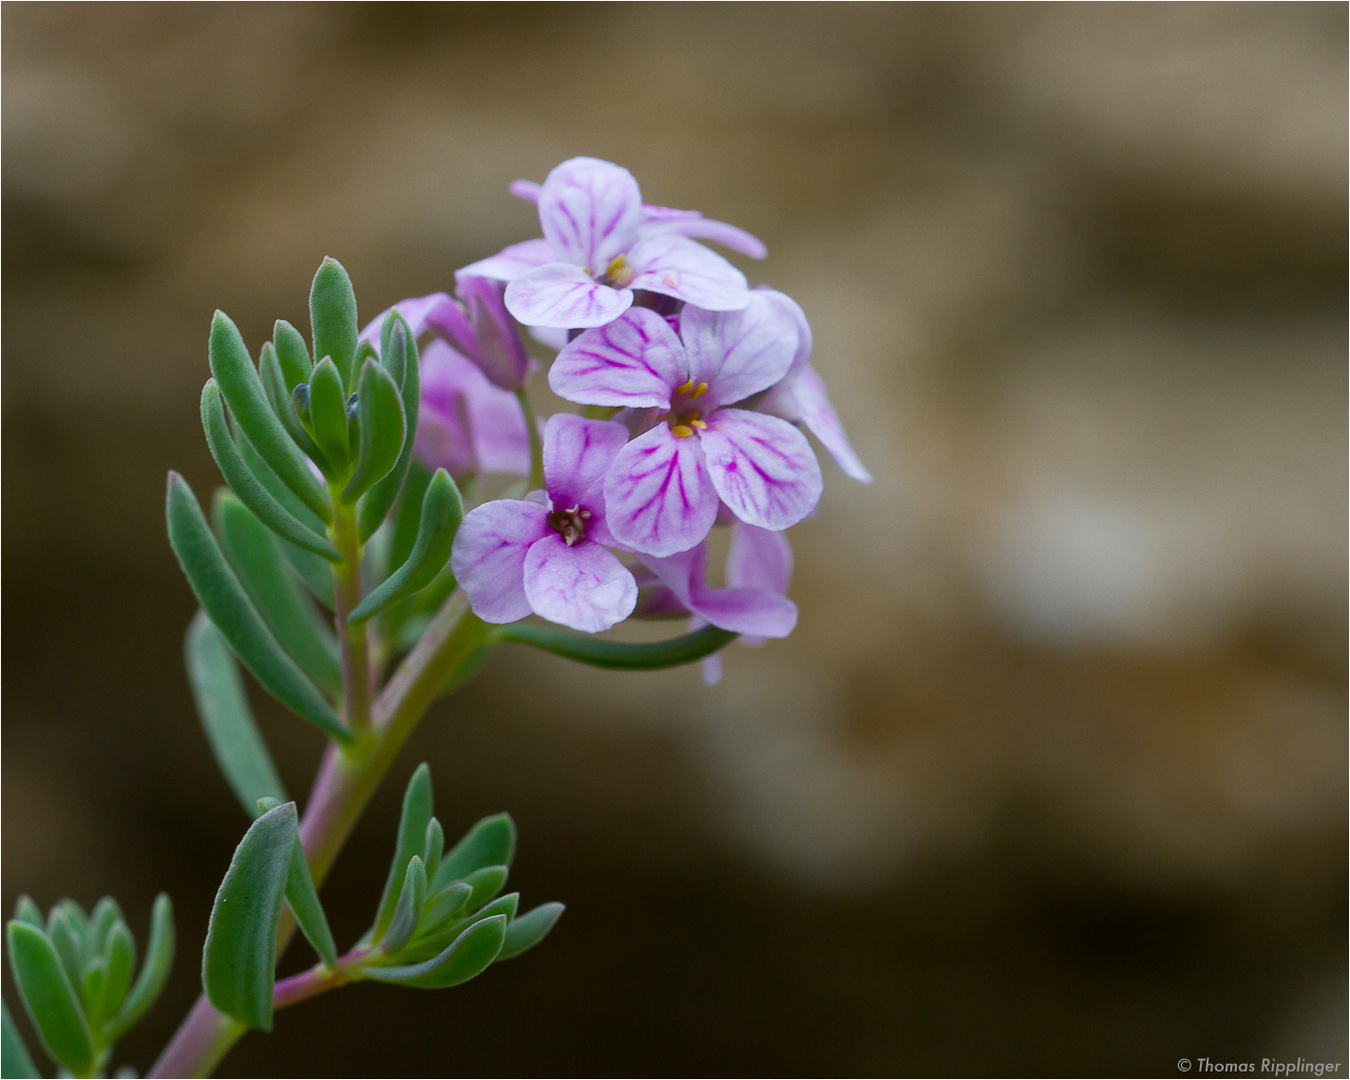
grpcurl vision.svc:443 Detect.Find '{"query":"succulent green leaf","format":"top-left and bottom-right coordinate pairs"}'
top-left (309, 257), bottom-right (359, 390)
top-left (80, 960), bottom-right (106, 1019)
top-left (283, 837), bottom-right (337, 971)
top-left (202, 803), bottom-right (297, 1032)
top-left (85, 898), bottom-right (122, 967)
top-left (356, 318), bottom-right (419, 542)
top-left (272, 320), bottom-right (313, 389)
top-left (185, 611), bottom-right (289, 817)
top-left (461, 865), bottom-right (509, 913)
top-left (382, 857), bottom-right (427, 955)
top-left (342, 360), bottom-right (406, 503)
top-left (416, 883), bottom-right (472, 934)
top-left (2, 998), bottom-right (41, 1079)
top-left (431, 813), bottom-right (516, 893)
top-left (43, 910), bottom-right (83, 991)
top-left (166, 473), bottom-right (349, 744)
top-left (233, 431), bottom-right (336, 605)
top-left (421, 818), bottom-right (444, 890)
top-left (401, 892), bottom-right (517, 964)
top-left (6, 922), bottom-right (94, 1076)
top-left (497, 902), bottom-right (565, 961)
top-left (213, 493), bottom-right (342, 697)
top-left (92, 923), bottom-right (134, 1032)
top-left (387, 463), bottom-right (431, 582)
top-left (373, 764), bottom-right (433, 941)
top-left (306, 357), bottom-right (352, 475)
top-left (348, 470), bottom-right (462, 623)
top-left (260, 343), bottom-right (327, 468)
top-left (208, 310), bottom-right (331, 524)
top-left (494, 622), bottom-right (738, 671)
top-left (379, 314), bottom-right (410, 389)
top-left (108, 894), bottom-right (173, 1041)
top-left (12, 898), bottom-right (43, 930)
top-left (363, 915), bottom-right (507, 990)
top-left (202, 380), bottom-right (339, 560)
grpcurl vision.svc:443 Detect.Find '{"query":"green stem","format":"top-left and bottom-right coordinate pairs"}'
top-left (514, 387), bottom-right (545, 491)
top-left (147, 591), bottom-right (480, 1078)
top-left (330, 501), bottom-right (370, 736)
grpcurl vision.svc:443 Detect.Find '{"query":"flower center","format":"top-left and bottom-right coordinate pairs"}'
top-left (663, 378), bottom-right (709, 437)
top-left (547, 504), bottom-right (592, 546)
top-left (593, 253), bottom-right (635, 289)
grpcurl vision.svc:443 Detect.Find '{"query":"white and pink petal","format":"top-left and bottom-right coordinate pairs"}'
top-left (549, 307), bottom-right (686, 408)
top-left (699, 409), bottom-right (822, 531)
top-left (523, 534), bottom-right (637, 633)
top-left (504, 263), bottom-right (632, 329)
top-left (450, 500), bottom-right (551, 624)
top-left (538, 157), bottom-right (642, 271)
top-left (542, 413), bottom-right (630, 510)
top-left (456, 238), bottom-right (555, 284)
top-left (603, 425), bottom-right (719, 558)
top-left (680, 293), bottom-right (799, 411)
top-left (624, 234), bottom-right (749, 312)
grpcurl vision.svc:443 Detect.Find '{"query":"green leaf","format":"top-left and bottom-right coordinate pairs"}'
top-left (461, 865), bottom-right (509, 912)
top-left (166, 473), bottom-right (349, 745)
top-left (260, 343), bottom-right (327, 469)
top-left (493, 622), bottom-right (737, 671)
top-left (12, 898), bottom-right (43, 930)
top-left (185, 611), bottom-right (289, 817)
top-left (382, 857), bottom-right (427, 955)
top-left (416, 883), bottom-right (472, 934)
top-left (348, 470), bottom-right (462, 623)
top-left (372, 765), bottom-right (433, 941)
top-left (342, 360), bottom-right (405, 503)
top-left (6, 922), bottom-right (94, 1076)
top-left (108, 895), bottom-right (173, 1042)
top-left (202, 804), bottom-right (297, 1032)
top-left (379, 312), bottom-right (409, 389)
top-left (421, 818), bottom-right (444, 891)
top-left (283, 839), bottom-right (337, 971)
top-left (208, 310), bottom-right (331, 524)
top-left (202, 380), bottom-right (339, 561)
top-left (386, 463), bottom-right (431, 582)
top-left (310, 257), bottom-right (359, 390)
top-left (305, 356), bottom-right (351, 476)
top-left (91, 924), bottom-right (134, 1033)
top-left (80, 960), bottom-right (105, 1019)
top-left (84, 898), bottom-right (122, 967)
top-left (497, 902), bottom-right (565, 961)
top-left (272, 320), bottom-right (313, 390)
top-left (431, 813), bottom-right (516, 893)
top-left (43, 910), bottom-right (83, 992)
top-left (400, 892), bottom-right (517, 964)
top-left (213, 493), bottom-right (342, 697)
top-left (357, 317), bottom-right (420, 542)
top-left (362, 915), bottom-right (506, 990)
top-left (2, 998), bottom-right (41, 1079)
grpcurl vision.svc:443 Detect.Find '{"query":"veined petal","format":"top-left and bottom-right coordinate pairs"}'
top-left (451, 500), bottom-right (550, 623)
top-left (456, 238), bottom-right (555, 283)
top-left (523, 534), bottom-right (637, 633)
top-left (760, 363), bottom-right (872, 483)
top-left (549, 306), bottom-right (686, 408)
top-left (700, 409), bottom-right (822, 531)
top-left (543, 413), bottom-right (630, 510)
top-left (727, 520), bottom-right (794, 594)
top-left (681, 293), bottom-right (799, 411)
top-left (625, 234), bottom-right (749, 311)
top-left (688, 584), bottom-right (797, 638)
top-left (505, 263), bottom-right (633, 329)
top-left (538, 157), bottom-right (642, 271)
top-left (603, 425), bottom-right (718, 557)
top-left (756, 287), bottom-right (813, 373)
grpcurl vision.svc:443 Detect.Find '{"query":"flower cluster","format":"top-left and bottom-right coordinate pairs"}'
top-left (372, 157), bottom-right (869, 674)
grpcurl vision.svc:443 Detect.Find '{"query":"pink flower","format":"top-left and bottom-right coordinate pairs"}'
top-left (450, 414), bottom-right (638, 633)
top-left (549, 295), bottom-right (823, 557)
top-left (458, 158), bottom-right (752, 330)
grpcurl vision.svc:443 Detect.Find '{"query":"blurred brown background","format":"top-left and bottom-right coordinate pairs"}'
top-left (3, 4), bottom-right (1346, 1076)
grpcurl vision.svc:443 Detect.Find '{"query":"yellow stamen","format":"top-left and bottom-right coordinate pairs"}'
top-left (690, 419), bottom-right (707, 430)
top-left (671, 424), bottom-right (694, 438)
top-left (676, 379), bottom-right (695, 395)
top-left (691, 382), bottom-right (708, 399)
